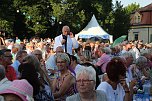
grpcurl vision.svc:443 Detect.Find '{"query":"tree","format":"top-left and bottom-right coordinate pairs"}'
top-left (0, 0), bottom-right (15, 34)
top-left (124, 3), bottom-right (140, 14)
top-left (0, 0), bottom-right (133, 40)
top-left (112, 1), bottom-right (130, 40)
top-left (51, 0), bottom-right (86, 34)
top-left (12, 0), bottom-right (53, 39)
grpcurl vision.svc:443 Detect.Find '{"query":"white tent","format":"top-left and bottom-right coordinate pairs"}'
top-left (75, 15), bottom-right (113, 43)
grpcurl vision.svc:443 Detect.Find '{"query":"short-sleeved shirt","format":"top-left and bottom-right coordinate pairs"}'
top-left (45, 54), bottom-right (58, 71)
top-left (97, 82), bottom-right (125, 101)
top-left (6, 65), bottom-right (17, 81)
top-left (95, 53), bottom-right (111, 73)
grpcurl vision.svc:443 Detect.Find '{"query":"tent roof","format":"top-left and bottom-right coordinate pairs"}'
top-left (76, 15), bottom-right (111, 39)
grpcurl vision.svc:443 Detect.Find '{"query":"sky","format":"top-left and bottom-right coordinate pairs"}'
top-left (112, 0), bottom-right (152, 7)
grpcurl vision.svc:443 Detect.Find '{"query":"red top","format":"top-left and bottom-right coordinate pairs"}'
top-left (5, 65), bottom-right (17, 81)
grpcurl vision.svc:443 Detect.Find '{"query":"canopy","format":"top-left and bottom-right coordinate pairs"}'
top-left (111, 35), bottom-right (127, 47)
top-left (75, 15), bottom-right (113, 43)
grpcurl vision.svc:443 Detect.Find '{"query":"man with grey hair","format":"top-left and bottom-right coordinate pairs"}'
top-left (53, 25), bottom-right (79, 55)
top-left (11, 44), bottom-right (21, 62)
top-left (95, 47), bottom-right (112, 73)
top-left (11, 50), bottom-right (27, 78)
top-left (0, 65), bottom-right (12, 91)
top-left (32, 49), bottom-right (43, 61)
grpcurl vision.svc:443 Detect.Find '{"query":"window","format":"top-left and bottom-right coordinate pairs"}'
top-left (134, 33), bottom-right (138, 40)
top-left (137, 16), bottom-right (141, 23)
top-left (134, 12), bottom-right (141, 24)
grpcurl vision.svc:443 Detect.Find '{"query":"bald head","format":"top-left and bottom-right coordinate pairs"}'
top-left (32, 49), bottom-right (43, 60)
top-left (56, 46), bottom-right (64, 54)
top-left (62, 26), bottom-right (70, 36)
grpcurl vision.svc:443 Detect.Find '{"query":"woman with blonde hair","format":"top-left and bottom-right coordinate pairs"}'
top-left (52, 53), bottom-right (77, 100)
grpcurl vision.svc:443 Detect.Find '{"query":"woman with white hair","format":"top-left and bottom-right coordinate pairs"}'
top-left (66, 65), bottom-right (107, 101)
top-left (131, 56), bottom-right (150, 81)
top-left (52, 53), bottom-right (77, 100)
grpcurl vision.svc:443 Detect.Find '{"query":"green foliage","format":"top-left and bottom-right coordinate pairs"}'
top-left (112, 1), bottom-right (130, 40)
top-left (0, 0), bottom-right (136, 40)
top-left (0, 19), bottom-right (13, 33)
top-left (0, 0), bottom-right (14, 34)
top-left (0, 0), bottom-right (15, 21)
top-left (124, 3), bottom-right (140, 14)
top-left (32, 24), bottom-right (47, 33)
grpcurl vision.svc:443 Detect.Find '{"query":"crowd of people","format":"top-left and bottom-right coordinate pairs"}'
top-left (0, 25), bottom-right (152, 101)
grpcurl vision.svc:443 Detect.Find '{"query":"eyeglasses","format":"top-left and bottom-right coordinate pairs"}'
top-left (56, 61), bottom-right (66, 64)
top-left (76, 79), bottom-right (94, 84)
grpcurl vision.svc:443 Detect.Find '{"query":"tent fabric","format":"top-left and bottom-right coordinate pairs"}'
top-left (111, 35), bottom-right (127, 47)
top-left (75, 15), bottom-right (113, 42)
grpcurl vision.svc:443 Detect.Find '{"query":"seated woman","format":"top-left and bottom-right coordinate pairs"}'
top-left (18, 63), bottom-right (54, 101)
top-left (22, 55), bottom-right (51, 88)
top-left (80, 62), bottom-right (101, 89)
top-left (130, 56), bottom-right (150, 91)
top-left (52, 53), bottom-right (77, 100)
top-left (97, 57), bottom-right (131, 101)
top-left (131, 56), bottom-right (150, 81)
top-left (66, 65), bottom-right (107, 101)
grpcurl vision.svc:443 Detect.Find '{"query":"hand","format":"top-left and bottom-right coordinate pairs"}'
top-left (130, 79), bottom-right (137, 88)
top-left (120, 79), bottom-right (128, 89)
top-left (61, 39), bottom-right (66, 44)
top-left (102, 73), bottom-right (109, 81)
top-left (120, 79), bottom-right (129, 90)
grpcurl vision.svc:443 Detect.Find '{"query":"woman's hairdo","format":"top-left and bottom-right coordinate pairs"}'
top-left (106, 57), bottom-right (126, 82)
top-left (76, 65), bottom-right (96, 82)
top-left (55, 53), bottom-right (70, 65)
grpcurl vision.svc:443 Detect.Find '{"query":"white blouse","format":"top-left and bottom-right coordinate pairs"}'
top-left (97, 82), bottom-right (125, 101)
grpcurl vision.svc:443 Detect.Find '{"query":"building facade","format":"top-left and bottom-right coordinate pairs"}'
top-left (128, 3), bottom-right (152, 43)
